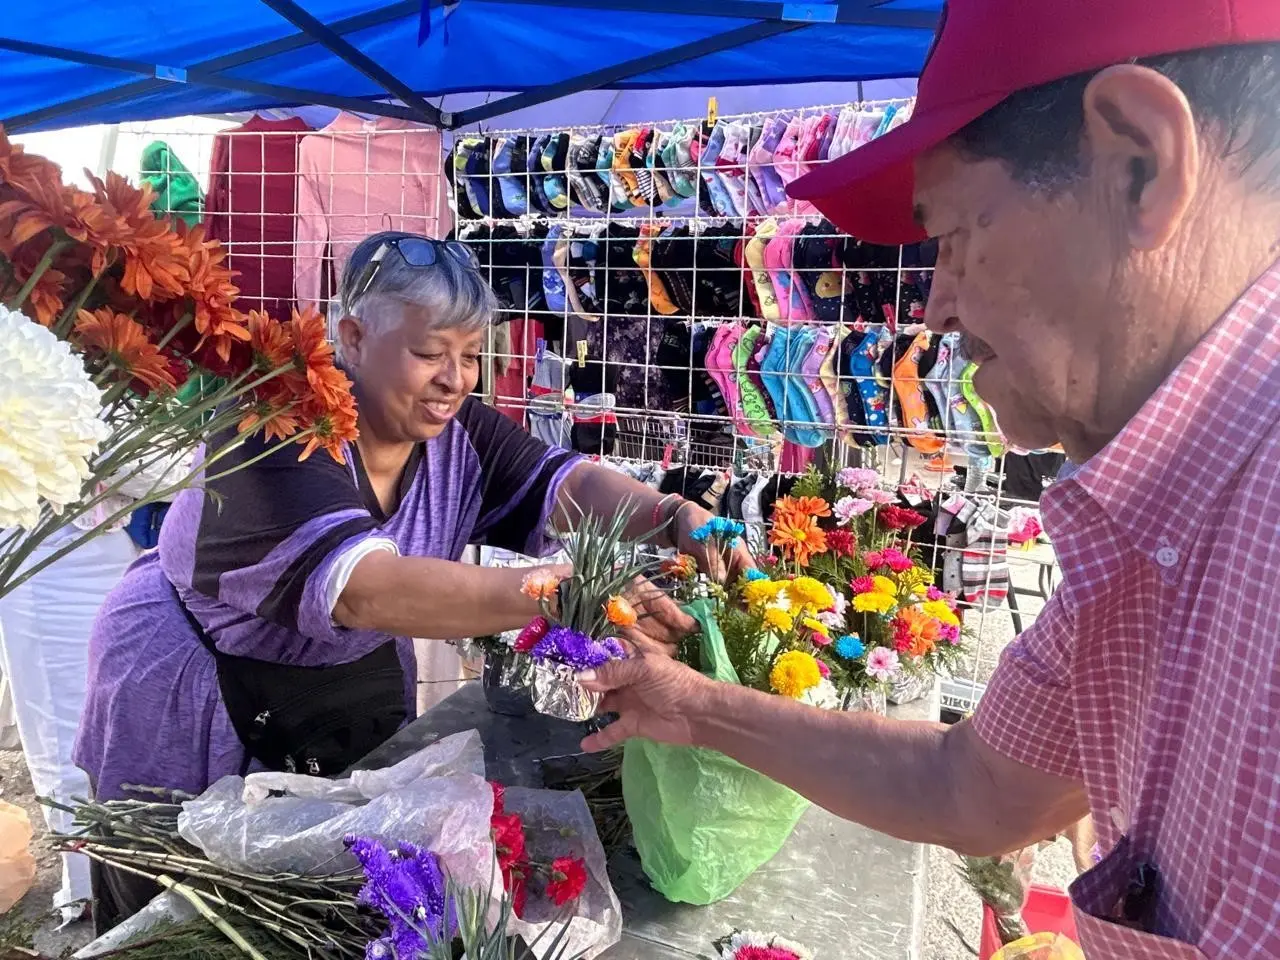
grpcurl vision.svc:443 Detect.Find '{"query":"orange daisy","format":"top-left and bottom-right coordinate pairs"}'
top-left (769, 511), bottom-right (828, 567)
top-left (289, 305), bottom-right (350, 408)
top-left (295, 391), bottom-right (358, 463)
top-left (775, 495), bottom-right (832, 520)
top-left (75, 307), bottom-right (176, 394)
top-left (238, 399), bottom-right (303, 443)
top-left (603, 595), bottom-right (638, 628)
top-left (0, 128), bottom-right (64, 196)
top-left (246, 310), bottom-right (295, 372)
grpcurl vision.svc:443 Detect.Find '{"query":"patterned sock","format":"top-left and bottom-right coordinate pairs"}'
top-left (962, 503), bottom-right (1010, 610)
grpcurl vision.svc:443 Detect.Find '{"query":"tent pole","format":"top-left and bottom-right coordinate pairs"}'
top-left (421, 0), bottom-right (939, 30)
top-left (0, 36), bottom-right (425, 129)
top-left (3, 0), bottom-right (418, 132)
top-left (446, 19), bottom-right (810, 129)
top-left (257, 0), bottom-right (443, 126)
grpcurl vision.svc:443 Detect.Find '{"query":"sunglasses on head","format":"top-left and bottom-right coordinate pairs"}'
top-left (353, 236), bottom-right (481, 301)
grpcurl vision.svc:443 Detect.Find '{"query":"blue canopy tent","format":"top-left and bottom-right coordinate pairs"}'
top-left (0, 0), bottom-right (938, 132)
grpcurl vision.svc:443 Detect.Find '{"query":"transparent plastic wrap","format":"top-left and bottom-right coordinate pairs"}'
top-left (177, 730), bottom-right (494, 886)
top-left (502, 786), bottom-right (623, 957)
top-left (175, 729), bottom-right (621, 959)
top-left (960, 845), bottom-right (1039, 944)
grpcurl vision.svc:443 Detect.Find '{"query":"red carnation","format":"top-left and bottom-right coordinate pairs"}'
top-left (491, 812), bottom-right (527, 869)
top-left (513, 616), bottom-right (550, 653)
top-left (850, 576), bottom-right (876, 595)
top-left (826, 529), bottom-right (857, 557)
top-left (546, 856), bottom-right (588, 906)
top-left (878, 505), bottom-right (927, 531)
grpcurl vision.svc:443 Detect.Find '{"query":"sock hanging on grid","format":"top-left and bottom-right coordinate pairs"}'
top-left (962, 503), bottom-right (1010, 610)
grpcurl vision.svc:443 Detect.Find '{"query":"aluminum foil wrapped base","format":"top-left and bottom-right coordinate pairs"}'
top-left (532, 661), bottom-right (601, 723)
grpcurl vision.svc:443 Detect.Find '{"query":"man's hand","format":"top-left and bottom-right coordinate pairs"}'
top-left (671, 502), bottom-right (756, 583)
top-left (617, 577), bottom-right (696, 657)
top-left (578, 655), bottom-right (714, 752)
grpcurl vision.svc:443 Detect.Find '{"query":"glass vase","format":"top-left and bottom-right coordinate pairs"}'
top-left (840, 686), bottom-right (888, 716)
top-left (481, 647), bottom-right (535, 717)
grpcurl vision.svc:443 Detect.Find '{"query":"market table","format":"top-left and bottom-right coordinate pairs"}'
top-left (358, 682), bottom-right (937, 960)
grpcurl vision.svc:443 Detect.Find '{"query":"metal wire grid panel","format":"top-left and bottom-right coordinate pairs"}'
top-left (108, 104), bottom-right (1061, 715)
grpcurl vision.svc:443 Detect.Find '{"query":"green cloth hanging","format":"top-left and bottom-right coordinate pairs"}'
top-left (140, 142), bottom-right (203, 228)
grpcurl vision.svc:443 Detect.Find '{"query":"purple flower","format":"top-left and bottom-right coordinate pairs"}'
top-left (602, 637), bottom-right (628, 660)
top-left (532, 626), bottom-right (623, 670)
top-left (346, 836), bottom-right (455, 949)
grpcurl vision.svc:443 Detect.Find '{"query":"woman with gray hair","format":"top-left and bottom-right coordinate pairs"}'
top-left (74, 231), bottom-right (747, 926)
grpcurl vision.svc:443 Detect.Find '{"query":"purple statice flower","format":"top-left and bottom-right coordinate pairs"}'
top-left (346, 836), bottom-right (455, 951)
top-left (532, 625), bottom-right (622, 671)
top-left (601, 637), bottom-right (627, 660)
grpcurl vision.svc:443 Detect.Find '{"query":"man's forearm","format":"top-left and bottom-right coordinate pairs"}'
top-left (691, 681), bottom-right (1086, 856)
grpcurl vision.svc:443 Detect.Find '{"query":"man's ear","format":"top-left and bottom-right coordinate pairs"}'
top-left (1081, 64), bottom-right (1201, 250)
top-left (337, 315), bottom-right (364, 367)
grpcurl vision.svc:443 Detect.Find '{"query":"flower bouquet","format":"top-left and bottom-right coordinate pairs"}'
top-left (0, 130), bottom-right (356, 598)
top-left (514, 499), bottom-right (664, 723)
top-left (766, 465), bottom-right (970, 706)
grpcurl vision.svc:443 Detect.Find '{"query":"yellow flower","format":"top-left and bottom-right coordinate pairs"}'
top-left (853, 591), bottom-right (897, 615)
top-left (872, 575), bottom-right (898, 596)
top-left (742, 578), bottom-right (785, 611)
top-left (763, 607), bottom-right (795, 633)
top-left (920, 599), bottom-right (961, 627)
top-left (899, 567), bottom-right (933, 593)
top-left (769, 650), bottom-right (822, 699)
top-left (789, 576), bottom-right (835, 613)
top-left (801, 616), bottom-right (830, 638)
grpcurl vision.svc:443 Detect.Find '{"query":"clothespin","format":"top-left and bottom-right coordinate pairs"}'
top-left (535, 338), bottom-right (546, 362)
top-left (706, 96), bottom-right (719, 127)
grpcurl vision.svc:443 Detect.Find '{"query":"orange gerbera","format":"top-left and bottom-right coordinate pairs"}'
top-left (238, 399), bottom-right (304, 443)
top-left (603, 595), bottom-right (638, 628)
top-left (778, 495), bottom-right (832, 519)
top-left (0, 127), bottom-right (64, 196)
top-left (289, 305), bottom-right (350, 407)
top-left (295, 390), bottom-right (359, 462)
top-left (769, 510), bottom-right (828, 567)
top-left (75, 307), bottom-right (176, 394)
top-left (246, 309), bottom-right (295, 371)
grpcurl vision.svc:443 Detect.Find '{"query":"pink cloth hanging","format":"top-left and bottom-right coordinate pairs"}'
top-left (294, 112), bottom-right (453, 309)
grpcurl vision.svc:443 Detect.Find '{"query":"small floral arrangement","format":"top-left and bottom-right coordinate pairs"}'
top-left (714, 929), bottom-right (812, 960)
top-left (515, 498), bottom-right (667, 720)
top-left (0, 130), bottom-right (356, 599)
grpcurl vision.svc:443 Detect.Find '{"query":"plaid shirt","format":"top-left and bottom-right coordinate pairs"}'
top-left (973, 260), bottom-right (1280, 959)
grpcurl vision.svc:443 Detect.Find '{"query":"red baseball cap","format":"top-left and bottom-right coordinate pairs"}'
top-left (788, 0), bottom-right (1280, 245)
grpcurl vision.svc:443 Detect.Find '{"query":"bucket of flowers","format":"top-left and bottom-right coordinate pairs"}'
top-left (513, 499), bottom-right (665, 723)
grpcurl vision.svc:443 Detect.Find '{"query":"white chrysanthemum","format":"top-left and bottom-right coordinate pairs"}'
top-left (800, 678), bottom-right (840, 711)
top-left (0, 305), bottom-right (109, 529)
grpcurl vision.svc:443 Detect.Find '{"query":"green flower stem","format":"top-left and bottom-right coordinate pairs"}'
top-left (5, 237), bottom-right (72, 312)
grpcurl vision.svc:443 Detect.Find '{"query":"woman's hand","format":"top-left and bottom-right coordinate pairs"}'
top-left (614, 577), bottom-right (696, 658)
top-left (670, 501), bottom-right (756, 584)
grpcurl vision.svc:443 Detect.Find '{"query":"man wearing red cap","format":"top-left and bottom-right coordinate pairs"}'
top-left (578, 2), bottom-right (1280, 956)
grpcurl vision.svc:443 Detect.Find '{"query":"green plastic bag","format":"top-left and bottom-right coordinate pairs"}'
top-left (621, 599), bottom-right (810, 904)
